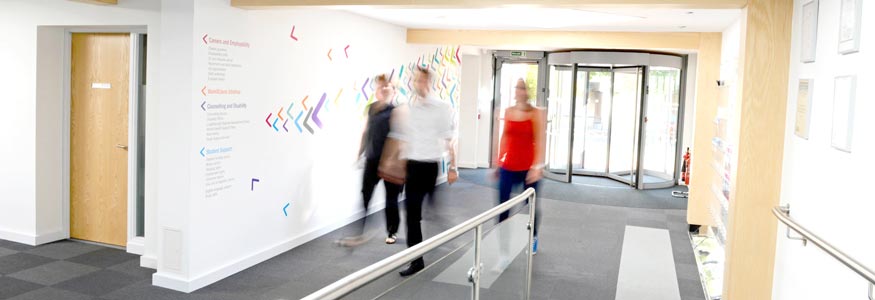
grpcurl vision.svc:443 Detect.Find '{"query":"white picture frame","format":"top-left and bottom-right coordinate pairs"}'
top-left (831, 75), bottom-right (856, 152)
top-left (838, 0), bottom-right (862, 54)
top-left (800, 0), bottom-right (819, 63)
top-left (795, 79), bottom-right (813, 139)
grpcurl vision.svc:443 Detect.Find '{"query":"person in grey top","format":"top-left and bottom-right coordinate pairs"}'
top-left (391, 67), bottom-right (458, 276)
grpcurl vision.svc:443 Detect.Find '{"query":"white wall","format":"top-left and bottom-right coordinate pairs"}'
top-left (458, 53), bottom-right (481, 168)
top-left (475, 52), bottom-right (495, 167)
top-left (772, 1), bottom-right (875, 299)
top-left (152, 0), bottom-right (461, 291)
top-left (0, 0), bottom-right (161, 264)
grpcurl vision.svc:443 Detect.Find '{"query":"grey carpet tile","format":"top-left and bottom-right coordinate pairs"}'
top-left (0, 240), bottom-right (35, 252)
top-left (0, 276), bottom-right (44, 299)
top-left (65, 248), bottom-right (138, 269)
top-left (197, 271), bottom-right (290, 297)
top-left (6, 287), bottom-right (94, 300)
top-left (0, 247), bottom-right (16, 258)
top-left (0, 253), bottom-right (54, 275)
top-left (678, 278), bottom-right (707, 299)
top-left (25, 240), bottom-right (102, 260)
top-left (53, 269), bottom-right (141, 296)
top-left (107, 259), bottom-right (156, 280)
top-left (7, 260), bottom-right (100, 286)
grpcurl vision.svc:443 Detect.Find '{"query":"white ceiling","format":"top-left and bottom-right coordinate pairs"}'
top-left (341, 7), bottom-right (741, 32)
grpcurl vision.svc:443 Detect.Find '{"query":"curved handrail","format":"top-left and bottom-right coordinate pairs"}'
top-left (773, 205), bottom-right (875, 299)
top-left (302, 188), bottom-right (537, 300)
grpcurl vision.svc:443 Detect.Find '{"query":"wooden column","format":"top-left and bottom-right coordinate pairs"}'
top-left (723, 0), bottom-right (793, 299)
top-left (686, 33), bottom-right (722, 227)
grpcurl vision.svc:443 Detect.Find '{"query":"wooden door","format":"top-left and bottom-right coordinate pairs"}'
top-left (70, 33), bottom-right (130, 247)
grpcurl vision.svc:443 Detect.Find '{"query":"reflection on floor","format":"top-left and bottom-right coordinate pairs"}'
top-left (0, 169), bottom-right (703, 300)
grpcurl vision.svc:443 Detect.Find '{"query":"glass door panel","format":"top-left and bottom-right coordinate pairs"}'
top-left (641, 67), bottom-right (682, 184)
top-left (544, 64), bottom-right (574, 182)
top-left (608, 67), bottom-right (643, 186)
top-left (495, 62), bottom-right (540, 152)
top-left (573, 70), bottom-right (612, 173)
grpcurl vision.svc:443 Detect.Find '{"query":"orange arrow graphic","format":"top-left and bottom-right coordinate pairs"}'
top-left (302, 95), bottom-right (309, 110)
top-left (201, 86), bottom-right (207, 96)
top-left (327, 49), bottom-right (332, 61)
top-left (277, 107), bottom-right (284, 121)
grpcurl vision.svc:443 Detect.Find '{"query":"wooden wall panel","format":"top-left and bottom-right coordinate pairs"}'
top-left (722, 0), bottom-right (793, 299)
top-left (686, 33), bottom-right (722, 227)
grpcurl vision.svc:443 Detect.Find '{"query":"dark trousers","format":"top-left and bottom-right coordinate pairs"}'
top-left (405, 160), bottom-right (438, 266)
top-left (498, 168), bottom-right (540, 237)
top-left (361, 158), bottom-right (403, 236)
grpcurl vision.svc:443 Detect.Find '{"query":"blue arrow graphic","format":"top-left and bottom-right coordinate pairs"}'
top-left (283, 203), bottom-right (290, 216)
top-left (294, 110), bottom-right (304, 133)
top-left (286, 102), bottom-right (294, 119)
top-left (272, 117), bottom-right (279, 132)
top-left (200, 147), bottom-right (205, 157)
top-left (251, 178), bottom-right (259, 191)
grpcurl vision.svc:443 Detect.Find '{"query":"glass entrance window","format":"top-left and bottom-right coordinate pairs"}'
top-left (608, 67), bottom-right (643, 185)
top-left (642, 67), bottom-right (682, 182)
top-left (572, 70), bottom-right (612, 173)
top-left (497, 63), bottom-right (539, 142)
top-left (544, 64), bottom-right (574, 182)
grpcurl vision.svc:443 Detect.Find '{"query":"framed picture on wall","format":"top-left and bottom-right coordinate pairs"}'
top-left (801, 0), bottom-right (819, 62)
top-left (838, 0), bottom-right (862, 54)
top-left (831, 75), bottom-right (856, 152)
top-left (795, 79), bottom-right (813, 139)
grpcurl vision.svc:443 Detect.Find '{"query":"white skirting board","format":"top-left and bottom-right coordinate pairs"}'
top-left (0, 228), bottom-right (65, 246)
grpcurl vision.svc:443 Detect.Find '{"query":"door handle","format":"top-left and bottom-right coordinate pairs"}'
top-left (115, 144), bottom-right (128, 150)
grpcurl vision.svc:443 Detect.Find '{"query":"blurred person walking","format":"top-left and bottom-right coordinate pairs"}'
top-left (495, 78), bottom-right (545, 267)
top-left (390, 67), bottom-right (457, 277)
top-left (337, 74), bottom-right (404, 247)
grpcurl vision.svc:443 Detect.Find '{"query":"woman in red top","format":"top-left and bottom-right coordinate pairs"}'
top-left (496, 78), bottom-right (545, 255)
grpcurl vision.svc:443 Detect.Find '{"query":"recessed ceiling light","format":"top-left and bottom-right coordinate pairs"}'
top-left (686, 11), bottom-right (694, 15)
top-left (679, 25), bottom-right (688, 29)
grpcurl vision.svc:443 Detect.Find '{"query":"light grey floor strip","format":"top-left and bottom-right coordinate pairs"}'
top-left (432, 213), bottom-right (530, 289)
top-left (615, 226), bottom-right (682, 300)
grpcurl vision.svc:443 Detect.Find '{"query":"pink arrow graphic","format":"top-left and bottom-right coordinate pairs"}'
top-left (344, 45), bottom-right (350, 58)
top-left (327, 49), bottom-right (333, 61)
top-left (289, 25), bottom-right (298, 41)
top-left (201, 86), bottom-right (207, 96)
top-left (202, 34), bottom-right (209, 45)
top-left (455, 46), bottom-right (461, 64)
top-left (265, 113), bottom-right (273, 127)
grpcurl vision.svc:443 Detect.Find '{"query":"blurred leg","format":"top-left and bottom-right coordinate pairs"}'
top-left (384, 181), bottom-right (402, 236)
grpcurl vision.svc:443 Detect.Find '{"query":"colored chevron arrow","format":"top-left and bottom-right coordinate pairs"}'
top-left (301, 95), bottom-right (309, 110)
top-left (313, 93), bottom-right (326, 129)
top-left (294, 110), bottom-right (304, 133)
top-left (355, 93), bottom-right (361, 104)
top-left (201, 101), bottom-right (206, 111)
top-left (265, 113), bottom-right (273, 127)
top-left (455, 46), bottom-right (461, 64)
top-left (289, 25), bottom-right (298, 41)
top-left (277, 107), bottom-right (284, 121)
top-left (399, 65), bottom-right (404, 79)
top-left (272, 117), bottom-right (279, 132)
top-left (286, 102), bottom-right (294, 119)
top-left (283, 119), bottom-right (289, 132)
top-left (303, 107), bottom-right (315, 134)
top-left (361, 78), bottom-right (369, 100)
top-left (327, 49), bottom-right (332, 61)
top-left (334, 89), bottom-right (343, 105)
top-left (388, 68), bottom-right (395, 80)
top-left (200, 147), bottom-right (205, 157)
top-left (283, 203), bottom-right (290, 216)
top-left (449, 83), bottom-right (457, 100)
top-left (201, 86), bottom-right (207, 96)
top-left (344, 45), bottom-right (350, 58)
top-left (202, 34), bottom-right (208, 45)
top-left (399, 87), bottom-right (408, 96)
top-left (251, 178), bottom-right (259, 191)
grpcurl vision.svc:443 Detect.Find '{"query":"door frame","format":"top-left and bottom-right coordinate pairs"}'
top-left (61, 27), bottom-right (146, 253)
top-left (489, 51), bottom-right (547, 169)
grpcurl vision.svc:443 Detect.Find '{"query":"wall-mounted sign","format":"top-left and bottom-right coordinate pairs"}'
top-left (831, 75), bottom-right (856, 152)
top-left (795, 79), bottom-right (813, 139)
top-left (91, 82), bottom-right (111, 89)
top-left (838, 0), bottom-right (862, 54)
top-left (510, 51), bottom-right (527, 57)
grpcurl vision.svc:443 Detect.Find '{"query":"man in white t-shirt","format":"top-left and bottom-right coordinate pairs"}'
top-left (390, 66), bottom-right (457, 277)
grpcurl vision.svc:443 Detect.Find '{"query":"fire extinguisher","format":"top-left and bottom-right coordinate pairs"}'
top-left (682, 148), bottom-right (691, 185)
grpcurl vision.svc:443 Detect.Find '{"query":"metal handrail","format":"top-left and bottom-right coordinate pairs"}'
top-left (302, 188), bottom-right (537, 300)
top-left (773, 205), bottom-right (875, 300)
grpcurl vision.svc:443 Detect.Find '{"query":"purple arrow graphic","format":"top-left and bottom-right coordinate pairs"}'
top-left (201, 101), bottom-right (206, 111)
top-left (282, 119), bottom-right (289, 132)
top-left (361, 78), bottom-right (369, 100)
top-left (251, 178), bottom-right (259, 191)
top-left (312, 93), bottom-right (326, 129)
